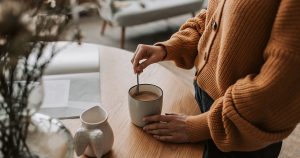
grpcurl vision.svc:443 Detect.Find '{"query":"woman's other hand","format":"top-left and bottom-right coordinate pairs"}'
top-left (131, 44), bottom-right (166, 74)
top-left (143, 114), bottom-right (190, 143)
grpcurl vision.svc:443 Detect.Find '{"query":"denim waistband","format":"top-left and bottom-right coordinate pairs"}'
top-left (193, 80), bottom-right (214, 113)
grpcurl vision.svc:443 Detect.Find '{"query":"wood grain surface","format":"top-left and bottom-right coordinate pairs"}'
top-left (62, 45), bottom-right (204, 158)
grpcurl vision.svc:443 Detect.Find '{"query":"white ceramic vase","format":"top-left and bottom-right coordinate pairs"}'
top-left (74, 106), bottom-right (114, 158)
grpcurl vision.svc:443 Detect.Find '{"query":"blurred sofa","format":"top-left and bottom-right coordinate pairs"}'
top-left (98, 0), bottom-right (205, 48)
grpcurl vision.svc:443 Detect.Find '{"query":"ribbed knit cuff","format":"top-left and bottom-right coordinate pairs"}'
top-left (154, 37), bottom-right (182, 61)
top-left (154, 43), bottom-right (168, 61)
top-left (186, 112), bottom-right (211, 142)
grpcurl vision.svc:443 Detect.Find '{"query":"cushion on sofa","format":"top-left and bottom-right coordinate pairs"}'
top-left (112, 0), bottom-right (203, 26)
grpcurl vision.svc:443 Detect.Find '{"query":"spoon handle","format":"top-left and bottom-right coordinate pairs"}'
top-left (137, 74), bottom-right (140, 94)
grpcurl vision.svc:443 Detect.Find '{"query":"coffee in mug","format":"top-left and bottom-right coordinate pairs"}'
top-left (128, 84), bottom-right (163, 127)
top-left (132, 91), bottom-right (159, 101)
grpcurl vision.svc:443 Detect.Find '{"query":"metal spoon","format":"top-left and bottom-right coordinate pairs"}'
top-left (136, 74), bottom-right (140, 95)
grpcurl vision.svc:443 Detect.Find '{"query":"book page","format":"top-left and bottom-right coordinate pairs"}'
top-left (42, 80), bottom-right (70, 108)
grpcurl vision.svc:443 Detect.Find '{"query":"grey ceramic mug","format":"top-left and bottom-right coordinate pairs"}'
top-left (128, 84), bottom-right (163, 127)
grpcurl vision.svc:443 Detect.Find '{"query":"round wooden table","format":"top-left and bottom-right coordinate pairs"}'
top-left (62, 44), bottom-right (203, 158)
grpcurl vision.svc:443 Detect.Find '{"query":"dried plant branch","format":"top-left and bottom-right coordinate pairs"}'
top-left (0, 0), bottom-right (82, 157)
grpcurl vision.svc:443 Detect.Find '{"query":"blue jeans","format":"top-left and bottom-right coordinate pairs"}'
top-left (193, 80), bottom-right (282, 158)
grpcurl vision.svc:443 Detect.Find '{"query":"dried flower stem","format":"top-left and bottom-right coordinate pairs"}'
top-left (0, 0), bottom-right (82, 157)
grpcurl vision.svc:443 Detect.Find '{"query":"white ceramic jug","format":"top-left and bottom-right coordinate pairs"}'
top-left (74, 106), bottom-right (114, 158)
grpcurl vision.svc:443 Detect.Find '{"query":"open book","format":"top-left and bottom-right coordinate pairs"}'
top-left (39, 73), bottom-right (101, 119)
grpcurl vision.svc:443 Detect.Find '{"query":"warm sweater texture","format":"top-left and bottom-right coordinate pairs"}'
top-left (157, 0), bottom-right (300, 152)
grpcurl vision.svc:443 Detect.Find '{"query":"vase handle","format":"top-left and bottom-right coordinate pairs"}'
top-left (89, 129), bottom-right (104, 158)
top-left (74, 127), bottom-right (89, 156)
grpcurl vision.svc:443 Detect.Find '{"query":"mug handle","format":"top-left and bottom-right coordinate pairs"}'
top-left (89, 129), bottom-right (104, 158)
top-left (74, 127), bottom-right (89, 156)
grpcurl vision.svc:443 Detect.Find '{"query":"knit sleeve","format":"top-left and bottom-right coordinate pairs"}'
top-left (207, 0), bottom-right (300, 151)
top-left (155, 9), bottom-right (206, 69)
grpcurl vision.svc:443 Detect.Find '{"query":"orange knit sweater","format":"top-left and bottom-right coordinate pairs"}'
top-left (157, 0), bottom-right (300, 152)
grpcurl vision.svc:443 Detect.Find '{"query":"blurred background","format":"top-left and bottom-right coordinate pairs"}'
top-left (65, 0), bottom-right (208, 51)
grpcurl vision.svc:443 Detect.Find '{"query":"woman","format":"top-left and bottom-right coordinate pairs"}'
top-left (131, 0), bottom-right (300, 157)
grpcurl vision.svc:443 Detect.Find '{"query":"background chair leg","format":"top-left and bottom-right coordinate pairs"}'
top-left (101, 20), bottom-right (107, 35)
top-left (121, 27), bottom-right (126, 49)
top-left (191, 12), bottom-right (195, 17)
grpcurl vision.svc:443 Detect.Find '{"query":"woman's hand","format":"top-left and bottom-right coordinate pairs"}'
top-left (131, 44), bottom-right (166, 74)
top-left (143, 114), bottom-right (190, 143)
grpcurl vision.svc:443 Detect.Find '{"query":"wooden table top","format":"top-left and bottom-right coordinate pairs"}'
top-left (62, 44), bottom-right (203, 158)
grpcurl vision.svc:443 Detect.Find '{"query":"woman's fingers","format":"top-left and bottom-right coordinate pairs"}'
top-left (143, 114), bottom-right (189, 143)
top-left (131, 44), bottom-right (141, 64)
top-left (132, 45), bottom-right (151, 73)
top-left (143, 122), bottom-right (169, 130)
top-left (143, 115), bottom-right (174, 123)
top-left (146, 129), bottom-right (172, 135)
top-left (153, 135), bottom-right (174, 142)
top-left (131, 44), bottom-right (166, 74)
top-left (132, 50), bottom-right (145, 70)
top-left (138, 57), bottom-right (155, 71)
